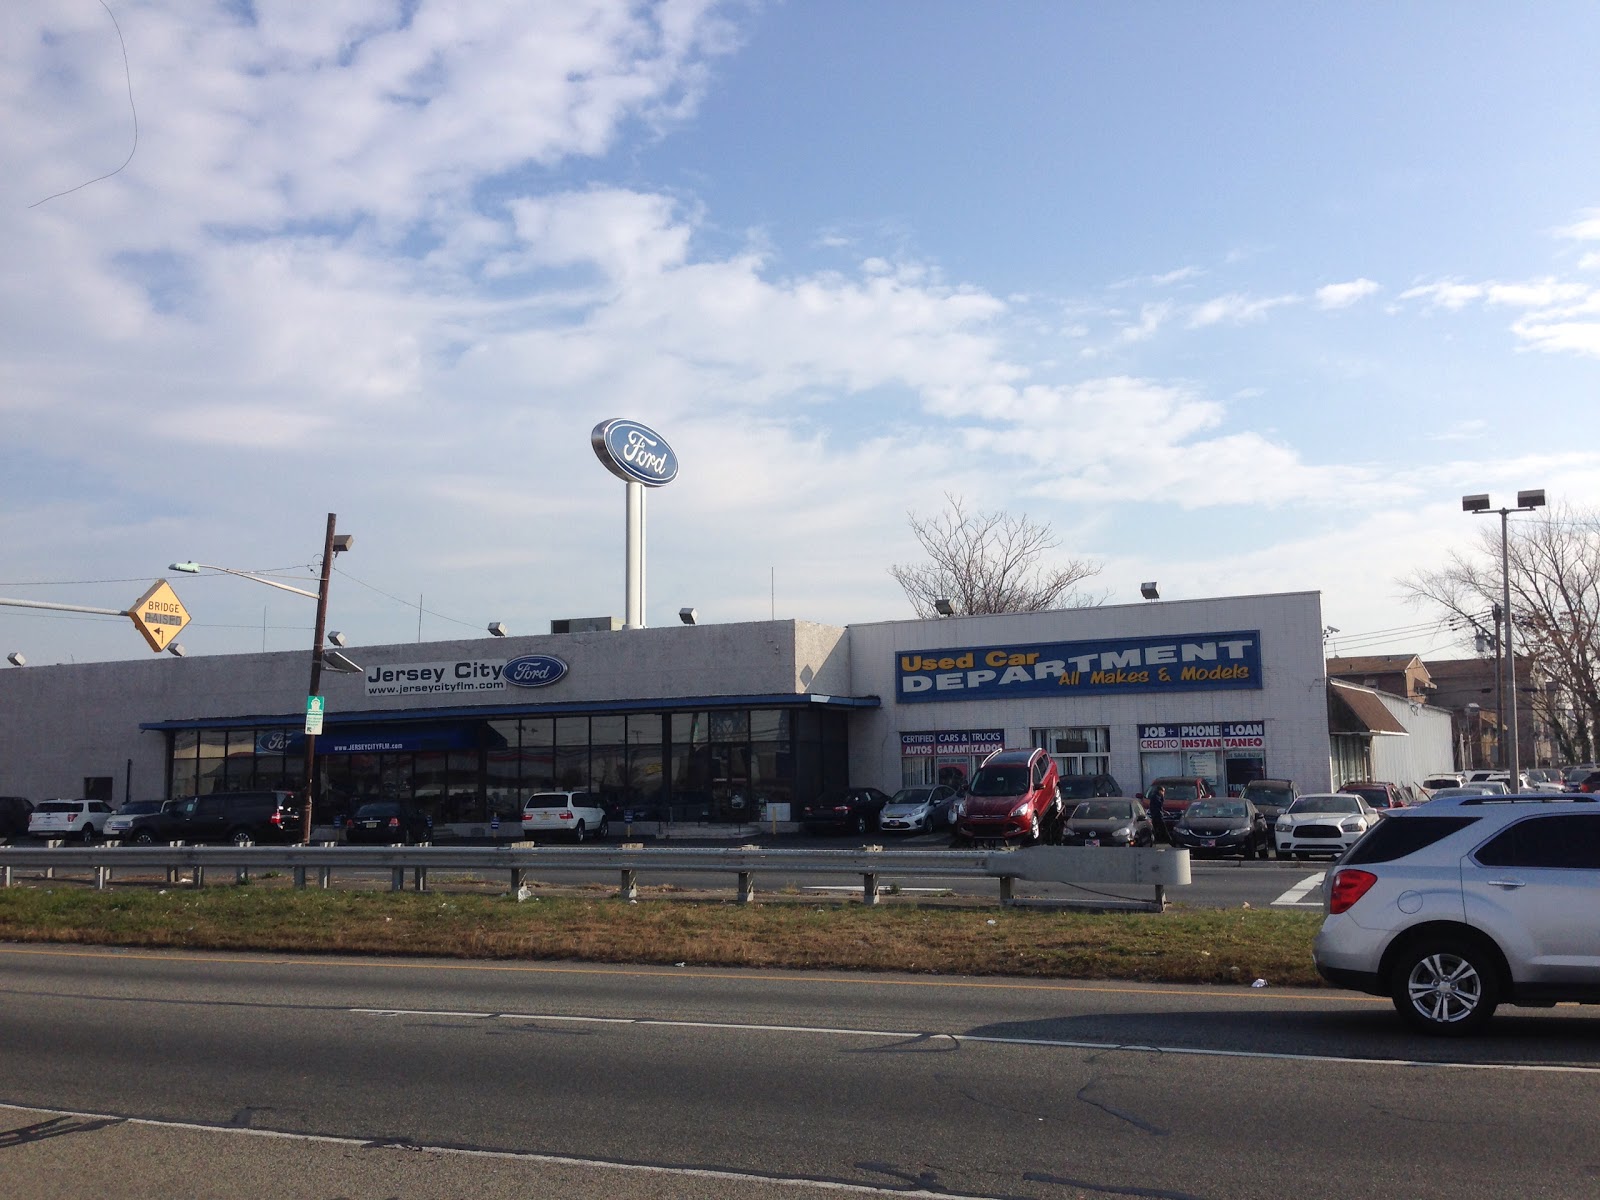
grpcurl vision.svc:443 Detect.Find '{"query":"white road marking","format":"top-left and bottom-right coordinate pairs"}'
top-left (1273, 871), bottom-right (1326, 907)
top-left (0, 1101), bottom-right (993, 1198)
top-left (348, 1007), bottom-right (1600, 1074)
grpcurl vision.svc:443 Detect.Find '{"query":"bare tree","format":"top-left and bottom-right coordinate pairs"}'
top-left (1401, 505), bottom-right (1600, 763)
top-left (889, 494), bottom-right (1104, 618)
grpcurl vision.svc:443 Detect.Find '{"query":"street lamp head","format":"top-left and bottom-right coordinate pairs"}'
top-left (331, 534), bottom-right (354, 553)
top-left (169, 561), bottom-right (202, 573)
top-left (322, 649), bottom-right (363, 674)
top-left (326, 630), bottom-right (348, 647)
top-left (1461, 494), bottom-right (1491, 513)
top-left (166, 642), bottom-right (187, 657)
top-left (1517, 489), bottom-right (1546, 509)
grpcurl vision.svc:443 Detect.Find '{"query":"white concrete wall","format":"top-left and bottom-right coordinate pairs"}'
top-left (1367, 690), bottom-right (1458, 787)
top-left (844, 592), bottom-right (1332, 795)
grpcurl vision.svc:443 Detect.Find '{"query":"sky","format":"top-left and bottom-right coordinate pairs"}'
top-left (3, 0), bottom-right (1599, 669)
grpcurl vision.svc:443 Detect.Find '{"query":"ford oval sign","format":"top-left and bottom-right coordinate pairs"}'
top-left (503, 654), bottom-right (569, 689)
top-left (591, 418), bottom-right (679, 487)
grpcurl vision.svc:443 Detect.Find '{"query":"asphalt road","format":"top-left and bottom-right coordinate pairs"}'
top-left (2, 945), bottom-right (1599, 1199)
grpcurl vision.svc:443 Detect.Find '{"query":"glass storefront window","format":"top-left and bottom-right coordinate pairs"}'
top-left (197, 731), bottom-right (227, 794)
top-left (590, 714), bottom-right (625, 745)
top-left (522, 718), bottom-right (553, 749)
top-left (171, 730), bottom-right (199, 798)
top-left (1032, 726), bottom-right (1111, 775)
top-left (555, 717), bottom-right (588, 746)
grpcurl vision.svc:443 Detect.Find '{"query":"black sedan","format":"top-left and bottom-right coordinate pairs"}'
top-left (344, 801), bottom-right (434, 845)
top-left (1056, 799), bottom-right (1154, 847)
top-left (1167, 799), bottom-right (1270, 859)
top-left (798, 787), bottom-right (893, 835)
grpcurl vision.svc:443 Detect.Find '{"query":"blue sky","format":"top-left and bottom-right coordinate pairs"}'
top-left (2, 0), bottom-right (1598, 668)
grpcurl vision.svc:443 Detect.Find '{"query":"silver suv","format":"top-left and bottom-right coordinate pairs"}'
top-left (1313, 793), bottom-right (1600, 1034)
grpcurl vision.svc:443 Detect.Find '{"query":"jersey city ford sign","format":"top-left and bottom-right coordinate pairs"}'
top-left (591, 418), bottom-right (678, 487)
top-left (895, 630), bottom-right (1263, 703)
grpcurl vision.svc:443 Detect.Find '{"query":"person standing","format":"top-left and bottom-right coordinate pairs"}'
top-left (1146, 784), bottom-right (1167, 843)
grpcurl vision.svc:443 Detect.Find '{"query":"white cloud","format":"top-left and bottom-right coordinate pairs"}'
top-left (1398, 281), bottom-right (1485, 310)
top-left (1316, 278), bottom-right (1381, 309)
top-left (1187, 292), bottom-right (1300, 327)
top-left (1555, 209), bottom-right (1600, 241)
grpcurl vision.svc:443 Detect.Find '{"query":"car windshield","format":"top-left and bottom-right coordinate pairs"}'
top-left (1057, 778), bottom-right (1102, 798)
top-left (1244, 786), bottom-right (1291, 804)
top-left (890, 789), bottom-right (932, 805)
top-left (1156, 783), bottom-right (1200, 801)
top-left (968, 766), bottom-right (1029, 796)
top-left (1072, 801), bottom-right (1134, 821)
top-left (1186, 802), bottom-right (1245, 820)
top-left (1289, 796), bottom-right (1360, 814)
top-left (354, 803), bottom-right (400, 818)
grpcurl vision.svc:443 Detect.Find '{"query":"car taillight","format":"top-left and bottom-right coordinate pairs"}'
top-left (67, 813), bottom-right (78, 822)
top-left (270, 811), bottom-right (283, 826)
top-left (388, 816), bottom-right (400, 827)
top-left (558, 811), bottom-right (573, 820)
top-left (1328, 869), bottom-right (1378, 914)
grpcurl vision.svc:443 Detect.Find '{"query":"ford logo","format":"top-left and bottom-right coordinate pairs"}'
top-left (504, 654), bottom-right (569, 689)
top-left (591, 418), bottom-right (679, 487)
top-left (256, 731), bottom-right (292, 754)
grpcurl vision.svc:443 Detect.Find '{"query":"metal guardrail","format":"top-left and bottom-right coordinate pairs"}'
top-left (0, 842), bottom-right (1191, 910)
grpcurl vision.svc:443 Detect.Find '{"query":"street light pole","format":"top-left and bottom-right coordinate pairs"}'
top-left (303, 513), bottom-right (339, 843)
top-left (1463, 489), bottom-right (1545, 794)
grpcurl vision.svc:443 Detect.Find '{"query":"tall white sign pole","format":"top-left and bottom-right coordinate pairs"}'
top-left (593, 419), bottom-right (678, 631)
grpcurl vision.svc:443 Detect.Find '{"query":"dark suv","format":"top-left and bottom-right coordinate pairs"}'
top-left (798, 787), bottom-right (894, 835)
top-left (125, 791), bottom-right (304, 845)
top-left (0, 795), bottom-right (32, 839)
top-left (345, 800), bottom-right (434, 845)
top-left (1339, 780), bottom-right (1408, 811)
top-left (1056, 773), bottom-right (1123, 802)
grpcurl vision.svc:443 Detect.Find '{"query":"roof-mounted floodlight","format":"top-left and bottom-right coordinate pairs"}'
top-left (934, 598), bottom-right (954, 616)
top-left (166, 643), bottom-right (187, 657)
top-left (6, 652), bottom-right (24, 667)
top-left (487, 622), bottom-right (508, 637)
top-left (1140, 582), bottom-right (1160, 600)
top-left (678, 607), bottom-right (697, 626)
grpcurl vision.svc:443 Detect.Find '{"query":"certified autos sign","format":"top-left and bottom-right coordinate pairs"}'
top-left (895, 630), bottom-right (1263, 703)
top-left (591, 418), bottom-right (678, 487)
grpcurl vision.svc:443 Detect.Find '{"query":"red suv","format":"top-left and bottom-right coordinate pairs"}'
top-left (1338, 781), bottom-right (1408, 812)
top-left (955, 748), bottom-right (1060, 844)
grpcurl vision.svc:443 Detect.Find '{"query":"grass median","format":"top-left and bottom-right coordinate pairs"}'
top-left (0, 881), bottom-right (1326, 987)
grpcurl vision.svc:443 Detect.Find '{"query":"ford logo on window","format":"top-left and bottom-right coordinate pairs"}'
top-left (504, 654), bottom-right (569, 689)
top-left (591, 418), bottom-right (679, 487)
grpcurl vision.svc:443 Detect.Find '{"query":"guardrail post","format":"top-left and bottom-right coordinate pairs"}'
top-left (620, 869), bottom-right (637, 901)
top-left (193, 865), bottom-right (206, 888)
top-left (45, 840), bottom-right (59, 879)
top-left (236, 842), bottom-right (252, 885)
top-left (317, 841), bottom-right (333, 889)
top-left (168, 841), bottom-right (183, 885)
top-left (511, 868), bottom-right (524, 893)
top-left (2, 865), bottom-right (10, 888)
top-left (293, 865), bottom-right (307, 888)
top-left (414, 866), bottom-right (428, 892)
top-left (391, 867), bottom-right (404, 892)
top-left (861, 873), bottom-right (878, 906)
top-left (96, 865), bottom-right (108, 891)
top-left (737, 871), bottom-right (754, 904)
top-left (999, 875), bottom-right (1014, 904)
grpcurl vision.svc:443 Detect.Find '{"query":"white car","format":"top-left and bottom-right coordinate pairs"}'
top-left (1274, 793), bottom-right (1380, 860)
top-left (28, 799), bottom-right (116, 842)
top-left (878, 785), bottom-right (959, 833)
top-left (521, 790), bottom-right (608, 842)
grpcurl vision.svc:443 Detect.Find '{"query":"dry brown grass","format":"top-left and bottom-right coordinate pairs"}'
top-left (0, 880), bottom-right (1325, 986)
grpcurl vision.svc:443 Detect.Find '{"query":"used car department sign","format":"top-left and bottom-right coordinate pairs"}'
top-left (896, 631), bottom-right (1263, 703)
top-left (591, 418), bottom-right (679, 487)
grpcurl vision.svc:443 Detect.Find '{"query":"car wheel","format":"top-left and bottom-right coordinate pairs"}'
top-left (596, 818), bottom-right (609, 840)
top-left (1257, 839), bottom-right (1269, 860)
top-left (1027, 814), bottom-right (1041, 844)
top-left (229, 829), bottom-right (253, 847)
top-left (130, 829), bottom-right (155, 846)
top-left (572, 821), bottom-right (587, 844)
top-left (81, 825), bottom-right (96, 844)
top-left (1390, 937), bottom-right (1501, 1035)
top-left (852, 815), bottom-right (867, 835)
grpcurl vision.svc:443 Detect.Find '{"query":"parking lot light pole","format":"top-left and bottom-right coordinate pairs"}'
top-left (1462, 489), bottom-right (1545, 793)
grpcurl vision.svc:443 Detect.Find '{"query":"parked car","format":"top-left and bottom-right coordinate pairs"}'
top-left (1314, 793), bottom-right (1600, 1034)
top-left (1561, 765), bottom-right (1597, 791)
top-left (954, 747), bottom-right (1060, 844)
top-left (1056, 798), bottom-right (1154, 847)
top-left (521, 790), bottom-right (608, 842)
top-left (1569, 770), bottom-right (1600, 794)
top-left (27, 799), bottom-right (117, 842)
top-left (1140, 776), bottom-right (1214, 839)
top-left (103, 799), bottom-right (176, 841)
top-left (345, 800), bottom-right (434, 845)
top-left (1055, 773), bottom-right (1123, 802)
top-left (0, 795), bottom-right (32, 839)
top-left (1421, 773), bottom-right (1464, 792)
top-left (1273, 793), bottom-right (1381, 860)
top-left (125, 791), bottom-right (304, 845)
top-left (1339, 780), bottom-right (1408, 811)
top-left (1168, 798), bottom-right (1271, 859)
top-left (1429, 784), bottom-right (1507, 800)
top-left (798, 787), bottom-right (893, 835)
top-left (1238, 778), bottom-right (1296, 827)
top-left (877, 786), bottom-right (959, 833)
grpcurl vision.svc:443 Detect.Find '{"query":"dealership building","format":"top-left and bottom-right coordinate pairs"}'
top-left (0, 589), bottom-right (1355, 834)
